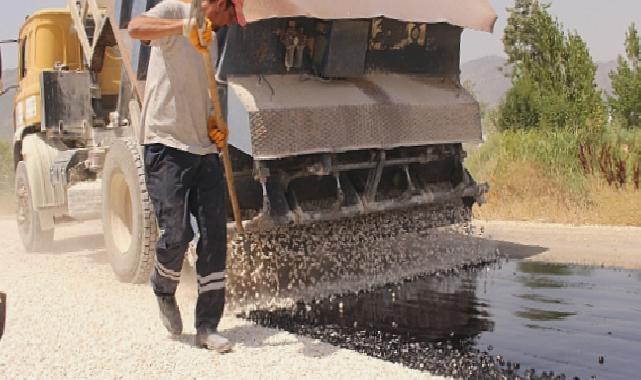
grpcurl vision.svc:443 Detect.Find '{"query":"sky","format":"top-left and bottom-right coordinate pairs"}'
top-left (462, 0), bottom-right (641, 63)
top-left (1, 0), bottom-right (641, 70)
top-left (1, 0), bottom-right (66, 70)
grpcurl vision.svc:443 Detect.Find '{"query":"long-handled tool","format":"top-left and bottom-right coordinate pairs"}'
top-left (0, 292), bottom-right (6, 340)
top-left (190, 0), bottom-right (244, 235)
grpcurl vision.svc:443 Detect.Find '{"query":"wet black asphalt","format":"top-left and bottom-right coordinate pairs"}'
top-left (244, 260), bottom-right (641, 380)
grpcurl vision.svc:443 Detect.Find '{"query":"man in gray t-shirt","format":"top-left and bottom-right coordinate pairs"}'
top-left (128, 0), bottom-right (246, 353)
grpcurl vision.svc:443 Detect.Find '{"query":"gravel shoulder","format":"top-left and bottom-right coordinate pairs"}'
top-left (476, 220), bottom-right (641, 269)
top-left (0, 216), bottom-right (437, 380)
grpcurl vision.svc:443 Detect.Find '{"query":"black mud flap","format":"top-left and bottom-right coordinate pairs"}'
top-left (0, 292), bottom-right (5, 340)
top-left (41, 71), bottom-right (92, 135)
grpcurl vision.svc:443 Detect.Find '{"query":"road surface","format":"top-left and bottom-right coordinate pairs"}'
top-left (477, 220), bottom-right (641, 270)
top-left (1, 216), bottom-right (640, 378)
top-left (0, 217), bottom-right (434, 379)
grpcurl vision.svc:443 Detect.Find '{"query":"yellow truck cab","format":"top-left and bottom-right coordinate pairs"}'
top-left (14, 9), bottom-right (82, 138)
top-left (13, 9), bottom-right (122, 145)
top-left (2, 7), bottom-right (123, 253)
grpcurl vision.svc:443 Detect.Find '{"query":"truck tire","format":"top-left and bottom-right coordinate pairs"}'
top-left (15, 161), bottom-right (54, 252)
top-left (102, 138), bottom-right (157, 283)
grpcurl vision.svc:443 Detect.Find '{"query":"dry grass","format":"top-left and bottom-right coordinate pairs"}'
top-left (581, 179), bottom-right (641, 225)
top-left (0, 140), bottom-right (14, 215)
top-left (474, 159), bottom-right (641, 226)
top-left (468, 126), bottom-right (641, 227)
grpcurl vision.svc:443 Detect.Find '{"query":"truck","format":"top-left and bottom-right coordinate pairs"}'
top-left (0, 0), bottom-right (496, 288)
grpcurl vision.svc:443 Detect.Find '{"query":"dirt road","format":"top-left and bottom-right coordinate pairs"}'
top-left (1, 216), bottom-right (640, 378)
top-left (477, 220), bottom-right (641, 269)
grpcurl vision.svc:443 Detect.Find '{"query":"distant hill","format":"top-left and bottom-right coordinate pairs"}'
top-left (596, 59), bottom-right (617, 96)
top-left (461, 55), bottom-right (511, 108)
top-left (0, 68), bottom-right (17, 142)
top-left (461, 56), bottom-right (620, 107)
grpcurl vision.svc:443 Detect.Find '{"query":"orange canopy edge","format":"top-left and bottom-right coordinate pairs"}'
top-left (243, 0), bottom-right (498, 33)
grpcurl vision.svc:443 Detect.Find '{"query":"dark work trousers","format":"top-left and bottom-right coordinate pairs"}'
top-left (144, 144), bottom-right (227, 330)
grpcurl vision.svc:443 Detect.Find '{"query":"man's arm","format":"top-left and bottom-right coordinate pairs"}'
top-left (128, 16), bottom-right (182, 41)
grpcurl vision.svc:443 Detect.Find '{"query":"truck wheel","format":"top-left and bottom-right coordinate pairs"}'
top-left (15, 161), bottom-right (54, 252)
top-left (102, 138), bottom-right (157, 283)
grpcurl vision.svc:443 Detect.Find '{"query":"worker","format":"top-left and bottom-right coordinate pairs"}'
top-left (128, 0), bottom-right (246, 353)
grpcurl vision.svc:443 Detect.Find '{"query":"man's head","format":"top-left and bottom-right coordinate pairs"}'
top-left (203, 0), bottom-right (247, 29)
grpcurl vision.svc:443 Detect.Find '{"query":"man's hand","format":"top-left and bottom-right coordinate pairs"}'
top-left (183, 17), bottom-right (213, 54)
top-left (208, 116), bottom-right (228, 149)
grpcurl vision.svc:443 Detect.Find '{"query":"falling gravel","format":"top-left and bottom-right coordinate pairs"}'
top-left (0, 217), bottom-right (442, 379)
top-left (227, 205), bottom-right (498, 310)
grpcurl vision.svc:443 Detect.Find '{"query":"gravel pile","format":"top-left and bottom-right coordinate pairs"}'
top-left (0, 217), bottom-right (440, 379)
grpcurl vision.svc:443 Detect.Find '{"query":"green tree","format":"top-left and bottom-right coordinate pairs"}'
top-left (498, 0), bottom-right (604, 131)
top-left (608, 23), bottom-right (641, 129)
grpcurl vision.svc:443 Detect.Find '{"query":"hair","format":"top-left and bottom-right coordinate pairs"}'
top-left (208, 0), bottom-right (233, 7)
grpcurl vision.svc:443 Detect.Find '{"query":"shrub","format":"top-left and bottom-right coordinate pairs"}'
top-left (0, 141), bottom-right (13, 192)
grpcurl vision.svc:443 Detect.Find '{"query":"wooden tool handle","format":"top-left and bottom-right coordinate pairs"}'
top-left (202, 49), bottom-right (245, 235)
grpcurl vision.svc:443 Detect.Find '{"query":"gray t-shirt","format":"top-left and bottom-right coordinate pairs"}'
top-left (141, 0), bottom-right (218, 155)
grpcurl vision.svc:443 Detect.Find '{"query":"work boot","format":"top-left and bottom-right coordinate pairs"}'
top-left (156, 296), bottom-right (183, 335)
top-left (196, 327), bottom-right (233, 353)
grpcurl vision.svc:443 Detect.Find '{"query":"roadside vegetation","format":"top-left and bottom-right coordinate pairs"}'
top-left (468, 0), bottom-right (641, 226)
top-left (0, 140), bottom-right (15, 214)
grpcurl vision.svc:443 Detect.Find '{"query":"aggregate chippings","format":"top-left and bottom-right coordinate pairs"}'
top-left (229, 209), bottom-right (610, 380)
top-left (223, 204), bottom-right (523, 378)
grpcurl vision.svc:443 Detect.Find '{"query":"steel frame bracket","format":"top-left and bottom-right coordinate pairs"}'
top-left (364, 150), bottom-right (385, 203)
